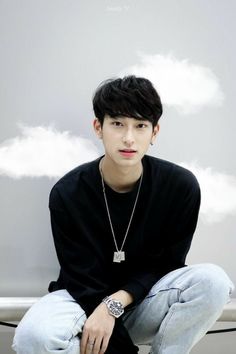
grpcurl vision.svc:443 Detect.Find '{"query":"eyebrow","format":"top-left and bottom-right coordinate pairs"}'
top-left (109, 115), bottom-right (148, 122)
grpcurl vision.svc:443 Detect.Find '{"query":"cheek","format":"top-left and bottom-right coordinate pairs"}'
top-left (103, 130), bottom-right (120, 143)
top-left (102, 136), bottom-right (115, 149)
top-left (139, 133), bottom-right (152, 144)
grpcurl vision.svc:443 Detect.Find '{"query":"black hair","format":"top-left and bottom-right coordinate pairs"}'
top-left (92, 75), bottom-right (163, 128)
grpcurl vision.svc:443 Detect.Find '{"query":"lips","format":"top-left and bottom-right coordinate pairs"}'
top-left (119, 149), bottom-right (137, 157)
top-left (119, 149), bottom-right (136, 152)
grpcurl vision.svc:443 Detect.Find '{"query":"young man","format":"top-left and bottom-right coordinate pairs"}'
top-left (13, 75), bottom-right (234, 354)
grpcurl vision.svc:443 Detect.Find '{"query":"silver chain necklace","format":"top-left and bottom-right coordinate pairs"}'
top-left (100, 161), bottom-right (143, 263)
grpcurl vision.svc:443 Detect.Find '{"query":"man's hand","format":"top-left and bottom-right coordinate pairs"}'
top-left (80, 302), bottom-right (115, 354)
top-left (80, 290), bottom-right (133, 354)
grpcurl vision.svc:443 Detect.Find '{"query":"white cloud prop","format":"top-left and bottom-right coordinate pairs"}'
top-left (179, 161), bottom-right (236, 223)
top-left (119, 52), bottom-right (224, 114)
top-left (0, 125), bottom-right (99, 179)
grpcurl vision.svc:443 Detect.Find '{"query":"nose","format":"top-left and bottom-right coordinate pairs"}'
top-left (122, 128), bottom-right (135, 146)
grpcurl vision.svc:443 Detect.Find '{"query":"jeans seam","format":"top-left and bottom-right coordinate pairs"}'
top-left (146, 286), bottom-right (184, 299)
top-left (64, 311), bottom-right (86, 341)
top-left (158, 307), bottom-right (175, 352)
top-left (155, 288), bottom-right (182, 352)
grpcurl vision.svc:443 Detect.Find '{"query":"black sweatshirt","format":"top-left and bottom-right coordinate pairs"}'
top-left (48, 154), bottom-right (201, 353)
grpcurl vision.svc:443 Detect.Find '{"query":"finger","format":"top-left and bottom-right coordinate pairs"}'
top-left (80, 330), bottom-right (89, 354)
top-left (87, 337), bottom-right (96, 346)
top-left (85, 341), bottom-right (94, 354)
top-left (92, 337), bottom-right (103, 354)
top-left (99, 335), bottom-right (110, 354)
top-left (86, 338), bottom-right (96, 354)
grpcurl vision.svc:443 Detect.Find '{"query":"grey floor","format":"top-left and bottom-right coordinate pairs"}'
top-left (1, 322), bottom-right (235, 354)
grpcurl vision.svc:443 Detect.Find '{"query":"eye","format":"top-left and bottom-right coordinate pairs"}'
top-left (111, 121), bottom-right (123, 127)
top-left (137, 123), bottom-right (148, 129)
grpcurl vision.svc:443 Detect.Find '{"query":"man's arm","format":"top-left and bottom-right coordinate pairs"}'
top-left (49, 185), bottom-right (137, 354)
top-left (80, 290), bottom-right (133, 354)
top-left (119, 171), bottom-right (201, 307)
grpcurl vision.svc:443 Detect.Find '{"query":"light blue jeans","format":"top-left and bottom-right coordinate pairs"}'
top-left (12, 264), bottom-right (234, 354)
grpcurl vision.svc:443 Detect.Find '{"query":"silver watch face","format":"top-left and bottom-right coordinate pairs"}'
top-left (108, 299), bottom-right (124, 318)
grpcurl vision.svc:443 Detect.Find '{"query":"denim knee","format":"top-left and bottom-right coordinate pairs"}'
top-left (186, 263), bottom-right (234, 313)
top-left (13, 321), bottom-right (43, 353)
top-left (12, 319), bottom-right (74, 354)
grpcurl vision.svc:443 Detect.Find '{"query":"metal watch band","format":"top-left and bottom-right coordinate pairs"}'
top-left (102, 296), bottom-right (124, 318)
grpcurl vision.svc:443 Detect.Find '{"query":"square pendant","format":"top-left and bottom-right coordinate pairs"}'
top-left (113, 251), bottom-right (125, 263)
top-left (119, 251), bottom-right (125, 261)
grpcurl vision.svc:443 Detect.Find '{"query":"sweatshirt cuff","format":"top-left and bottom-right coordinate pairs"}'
top-left (120, 280), bottom-right (148, 306)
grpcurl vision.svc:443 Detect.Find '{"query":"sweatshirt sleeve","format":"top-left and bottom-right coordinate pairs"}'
top-left (120, 171), bottom-right (201, 306)
top-left (48, 184), bottom-right (110, 316)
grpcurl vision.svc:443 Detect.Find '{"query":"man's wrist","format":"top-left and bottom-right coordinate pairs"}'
top-left (102, 296), bottom-right (124, 318)
top-left (109, 290), bottom-right (134, 307)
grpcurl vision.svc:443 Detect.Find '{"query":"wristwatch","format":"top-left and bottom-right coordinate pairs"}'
top-left (102, 296), bottom-right (124, 318)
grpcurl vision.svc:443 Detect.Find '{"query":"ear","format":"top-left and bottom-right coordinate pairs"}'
top-left (151, 123), bottom-right (160, 145)
top-left (93, 118), bottom-right (103, 139)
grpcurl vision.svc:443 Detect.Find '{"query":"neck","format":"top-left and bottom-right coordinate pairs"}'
top-left (99, 157), bottom-right (143, 193)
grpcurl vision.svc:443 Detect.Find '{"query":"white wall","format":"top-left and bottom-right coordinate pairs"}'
top-left (1, 1), bottom-right (235, 353)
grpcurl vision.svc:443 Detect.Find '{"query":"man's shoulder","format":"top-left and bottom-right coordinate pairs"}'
top-left (145, 155), bottom-right (200, 191)
top-left (57, 158), bottom-right (98, 184)
top-left (49, 157), bottom-right (100, 201)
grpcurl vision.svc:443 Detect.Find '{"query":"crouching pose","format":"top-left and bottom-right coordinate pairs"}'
top-left (13, 75), bottom-right (234, 354)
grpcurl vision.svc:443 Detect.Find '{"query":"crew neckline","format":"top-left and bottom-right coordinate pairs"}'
top-left (97, 155), bottom-right (145, 196)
